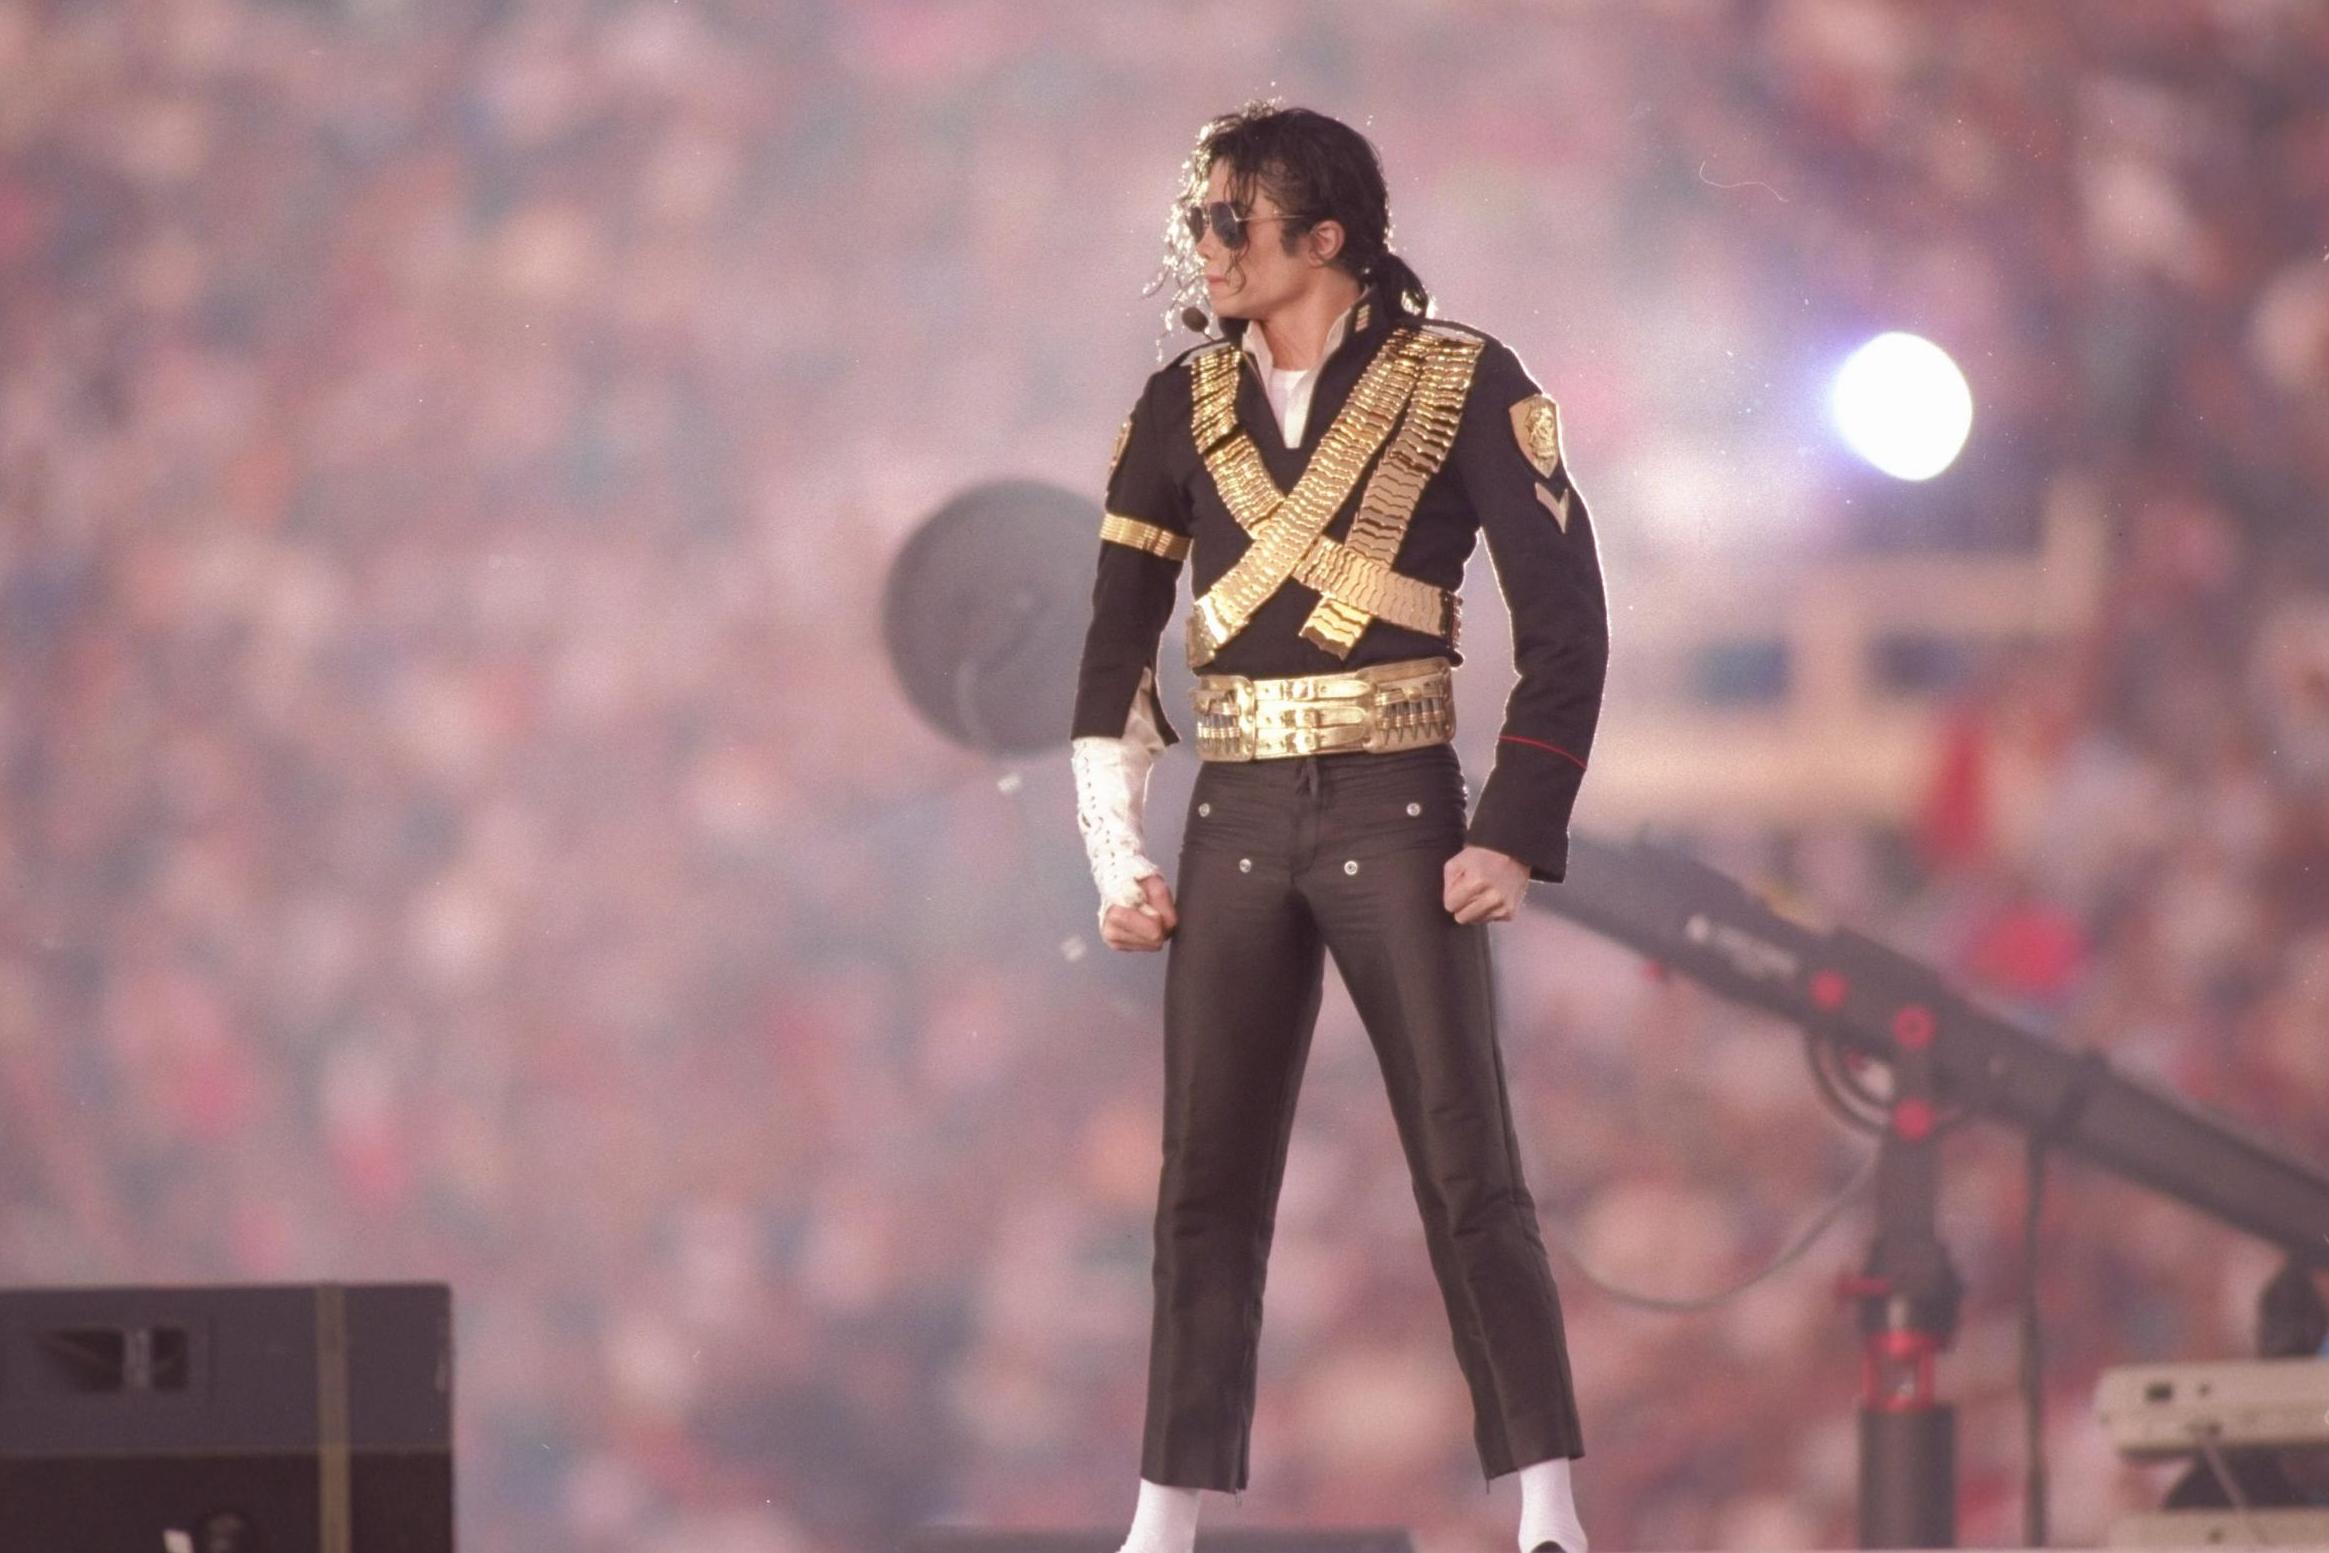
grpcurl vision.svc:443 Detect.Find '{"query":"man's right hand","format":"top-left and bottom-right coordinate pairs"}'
top-left (1101, 872), bottom-right (1179, 952)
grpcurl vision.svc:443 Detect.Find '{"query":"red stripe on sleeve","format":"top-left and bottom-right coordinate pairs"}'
top-left (1499, 733), bottom-right (1587, 770)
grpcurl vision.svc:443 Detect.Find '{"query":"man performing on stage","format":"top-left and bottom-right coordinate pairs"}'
top-left (1069, 104), bottom-right (1608, 1553)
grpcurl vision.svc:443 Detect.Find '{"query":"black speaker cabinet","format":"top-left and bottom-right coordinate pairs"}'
top-left (0, 1282), bottom-right (452, 1552)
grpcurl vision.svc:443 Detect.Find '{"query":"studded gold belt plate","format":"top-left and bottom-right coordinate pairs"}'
top-left (1192, 656), bottom-right (1455, 761)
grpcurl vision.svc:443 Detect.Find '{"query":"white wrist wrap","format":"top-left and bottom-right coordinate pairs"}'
top-left (1071, 670), bottom-right (1168, 928)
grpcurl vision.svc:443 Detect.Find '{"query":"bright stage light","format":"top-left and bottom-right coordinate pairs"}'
top-left (1829, 332), bottom-right (1973, 481)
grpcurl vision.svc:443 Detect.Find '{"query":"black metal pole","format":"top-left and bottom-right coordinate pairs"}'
top-left (1545, 835), bottom-right (2329, 1265)
top-left (1840, 1007), bottom-right (1960, 1549)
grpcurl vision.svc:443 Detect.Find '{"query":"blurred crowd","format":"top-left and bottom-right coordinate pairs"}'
top-left (5, 1), bottom-right (2329, 1550)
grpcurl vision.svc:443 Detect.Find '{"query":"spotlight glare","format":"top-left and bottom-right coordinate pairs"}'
top-left (1830, 332), bottom-right (1973, 482)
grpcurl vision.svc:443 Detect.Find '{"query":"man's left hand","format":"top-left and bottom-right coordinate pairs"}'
top-left (1443, 844), bottom-right (1529, 924)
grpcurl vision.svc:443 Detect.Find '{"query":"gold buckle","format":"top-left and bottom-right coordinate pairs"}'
top-left (1192, 674), bottom-right (1257, 761)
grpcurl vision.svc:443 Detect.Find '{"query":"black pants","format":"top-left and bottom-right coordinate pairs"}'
top-left (1139, 744), bottom-right (1585, 1492)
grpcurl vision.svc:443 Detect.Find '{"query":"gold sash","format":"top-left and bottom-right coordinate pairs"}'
top-left (1184, 326), bottom-right (1479, 664)
top-left (1303, 328), bottom-right (1480, 651)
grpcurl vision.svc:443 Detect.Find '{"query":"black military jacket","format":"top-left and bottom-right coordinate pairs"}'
top-left (1070, 277), bottom-right (1609, 883)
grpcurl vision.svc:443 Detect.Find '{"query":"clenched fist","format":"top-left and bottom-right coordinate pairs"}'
top-left (1102, 872), bottom-right (1179, 952)
top-left (1444, 844), bottom-right (1528, 924)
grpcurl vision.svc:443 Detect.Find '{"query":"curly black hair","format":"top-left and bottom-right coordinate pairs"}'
top-left (1149, 101), bottom-right (1431, 347)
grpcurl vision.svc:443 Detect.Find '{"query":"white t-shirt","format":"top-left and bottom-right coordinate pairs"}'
top-left (1242, 299), bottom-right (1360, 447)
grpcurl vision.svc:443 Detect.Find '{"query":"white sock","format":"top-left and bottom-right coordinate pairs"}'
top-left (1516, 1455), bottom-right (1588, 1553)
top-left (1122, 1477), bottom-right (1202, 1553)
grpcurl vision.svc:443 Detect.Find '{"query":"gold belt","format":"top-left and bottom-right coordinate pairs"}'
top-left (1192, 656), bottom-right (1455, 761)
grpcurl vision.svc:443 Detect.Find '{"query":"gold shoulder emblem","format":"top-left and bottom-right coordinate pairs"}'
top-left (1509, 394), bottom-right (1563, 480)
top-left (1107, 415), bottom-right (1132, 482)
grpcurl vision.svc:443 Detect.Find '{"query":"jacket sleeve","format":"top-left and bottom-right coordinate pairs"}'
top-left (1452, 338), bottom-right (1609, 883)
top-left (1071, 370), bottom-right (1191, 745)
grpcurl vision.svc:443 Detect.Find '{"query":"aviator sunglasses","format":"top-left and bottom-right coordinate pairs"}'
top-left (1181, 199), bottom-right (1308, 250)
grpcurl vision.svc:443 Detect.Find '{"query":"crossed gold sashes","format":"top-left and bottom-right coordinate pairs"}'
top-left (1182, 325), bottom-right (1483, 666)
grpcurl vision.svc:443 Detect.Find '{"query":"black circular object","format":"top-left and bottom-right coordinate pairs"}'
top-left (884, 479), bottom-right (1100, 755)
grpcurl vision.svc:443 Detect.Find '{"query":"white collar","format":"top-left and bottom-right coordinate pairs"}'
top-left (1241, 296), bottom-right (1363, 378)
